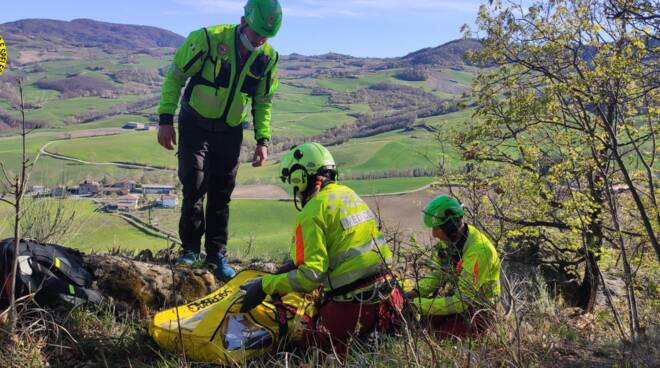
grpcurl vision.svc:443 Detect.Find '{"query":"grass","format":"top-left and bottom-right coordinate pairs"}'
top-left (29, 155), bottom-right (175, 187)
top-left (0, 199), bottom-right (166, 252)
top-left (133, 199), bottom-right (297, 260)
top-left (47, 130), bottom-right (175, 168)
top-left (23, 95), bottom-right (147, 124)
top-left (329, 129), bottom-right (459, 176)
top-left (271, 110), bottom-right (355, 137)
top-left (270, 83), bottom-right (356, 137)
top-left (41, 126), bottom-right (452, 188)
top-left (315, 68), bottom-right (474, 96)
top-left (0, 106), bottom-right (471, 190)
top-left (0, 196), bottom-right (296, 258)
top-left (342, 176), bottom-right (435, 195)
top-left (1, 235), bottom-right (656, 368)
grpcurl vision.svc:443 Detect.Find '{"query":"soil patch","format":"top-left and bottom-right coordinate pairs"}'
top-left (233, 184), bottom-right (289, 199)
top-left (365, 187), bottom-right (444, 242)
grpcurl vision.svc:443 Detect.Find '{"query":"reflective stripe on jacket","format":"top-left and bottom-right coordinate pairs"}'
top-left (158, 24), bottom-right (278, 140)
top-left (262, 183), bottom-right (393, 295)
top-left (414, 225), bottom-right (501, 316)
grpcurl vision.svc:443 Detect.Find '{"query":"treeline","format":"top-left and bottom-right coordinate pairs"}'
top-left (0, 109), bottom-right (48, 131)
top-left (35, 76), bottom-right (118, 98)
top-left (63, 96), bottom-right (159, 125)
top-left (237, 99), bottom-right (459, 163)
top-left (316, 82), bottom-right (450, 113)
top-left (0, 78), bottom-right (48, 110)
top-left (342, 167), bottom-right (437, 180)
top-left (108, 68), bottom-right (162, 86)
top-left (394, 67), bottom-right (429, 81)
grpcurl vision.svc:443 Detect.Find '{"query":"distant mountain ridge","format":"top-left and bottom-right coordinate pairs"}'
top-left (0, 18), bottom-right (480, 64)
top-left (0, 18), bottom-right (185, 50)
top-left (400, 38), bottom-right (482, 66)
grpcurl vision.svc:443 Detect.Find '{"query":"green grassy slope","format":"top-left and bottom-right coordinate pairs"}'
top-left (0, 199), bottom-right (165, 252)
top-left (0, 198), bottom-right (296, 258)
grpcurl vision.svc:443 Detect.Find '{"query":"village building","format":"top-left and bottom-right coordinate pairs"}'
top-left (31, 185), bottom-right (46, 195)
top-left (50, 185), bottom-right (67, 197)
top-left (111, 180), bottom-right (137, 192)
top-left (158, 194), bottom-right (178, 208)
top-left (67, 186), bottom-right (80, 195)
top-left (142, 184), bottom-right (176, 195)
top-left (116, 194), bottom-right (140, 211)
top-left (78, 179), bottom-right (100, 196)
top-left (122, 122), bottom-right (146, 130)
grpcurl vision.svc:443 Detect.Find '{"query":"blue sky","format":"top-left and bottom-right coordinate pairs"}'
top-left (0, 0), bottom-right (485, 57)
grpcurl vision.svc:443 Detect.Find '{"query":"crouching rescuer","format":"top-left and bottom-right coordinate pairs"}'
top-left (239, 142), bottom-right (404, 353)
top-left (408, 195), bottom-right (501, 338)
top-left (157, 0), bottom-right (281, 281)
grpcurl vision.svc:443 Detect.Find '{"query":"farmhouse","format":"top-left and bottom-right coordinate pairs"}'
top-left (122, 122), bottom-right (146, 130)
top-left (116, 194), bottom-right (140, 211)
top-left (111, 180), bottom-right (137, 192)
top-left (79, 179), bottom-right (100, 196)
top-left (31, 185), bottom-right (46, 195)
top-left (158, 194), bottom-right (178, 208)
top-left (50, 185), bottom-right (67, 197)
top-left (142, 184), bottom-right (175, 194)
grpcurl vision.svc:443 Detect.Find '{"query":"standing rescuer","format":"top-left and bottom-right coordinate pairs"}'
top-left (408, 195), bottom-right (501, 338)
top-left (157, 0), bottom-right (282, 281)
top-left (239, 142), bottom-right (403, 353)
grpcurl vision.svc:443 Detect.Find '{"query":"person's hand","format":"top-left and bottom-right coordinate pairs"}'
top-left (158, 125), bottom-right (177, 150)
top-left (252, 144), bottom-right (268, 167)
top-left (240, 279), bottom-right (266, 313)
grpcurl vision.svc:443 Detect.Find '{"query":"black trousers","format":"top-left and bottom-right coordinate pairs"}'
top-left (177, 106), bottom-right (243, 255)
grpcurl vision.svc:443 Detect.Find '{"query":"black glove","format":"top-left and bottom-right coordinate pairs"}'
top-left (240, 279), bottom-right (266, 313)
top-left (274, 260), bottom-right (297, 275)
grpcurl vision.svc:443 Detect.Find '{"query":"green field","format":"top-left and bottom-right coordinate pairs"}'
top-left (342, 177), bottom-right (435, 195)
top-left (39, 125), bottom-right (453, 187)
top-left (125, 199), bottom-right (297, 259)
top-left (0, 199), bottom-right (165, 252)
top-left (0, 198), bottom-right (297, 259)
top-left (315, 68), bottom-right (474, 96)
top-left (48, 131), bottom-right (175, 168)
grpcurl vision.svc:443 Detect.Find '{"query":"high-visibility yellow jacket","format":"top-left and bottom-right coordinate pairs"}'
top-left (262, 183), bottom-right (393, 295)
top-left (413, 225), bottom-right (500, 316)
top-left (158, 24), bottom-right (278, 140)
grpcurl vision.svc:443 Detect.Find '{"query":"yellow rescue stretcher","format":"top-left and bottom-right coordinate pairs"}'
top-left (149, 270), bottom-right (316, 364)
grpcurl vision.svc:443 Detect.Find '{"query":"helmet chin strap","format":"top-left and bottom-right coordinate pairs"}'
top-left (293, 187), bottom-right (303, 212)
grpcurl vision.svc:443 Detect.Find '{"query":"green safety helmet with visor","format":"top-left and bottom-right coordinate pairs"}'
top-left (279, 142), bottom-right (337, 195)
top-left (244, 0), bottom-right (283, 38)
top-left (422, 195), bottom-right (465, 228)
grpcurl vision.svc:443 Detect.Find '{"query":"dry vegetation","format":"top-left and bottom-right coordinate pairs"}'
top-left (0, 233), bottom-right (657, 367)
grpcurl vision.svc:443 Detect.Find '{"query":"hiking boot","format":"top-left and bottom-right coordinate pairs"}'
top-left (205, 253), bottom-right (236, 282)
top-left (176, 249), bottom-right (200, 266)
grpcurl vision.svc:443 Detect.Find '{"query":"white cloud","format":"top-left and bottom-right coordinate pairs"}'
top-left (175, 0), bottom-right (481, 18)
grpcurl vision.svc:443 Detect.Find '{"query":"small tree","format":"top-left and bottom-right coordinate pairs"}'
top-left (0, 79), bottom-right (33, 334)
top-left (454, 0), bottom-right (657, 340)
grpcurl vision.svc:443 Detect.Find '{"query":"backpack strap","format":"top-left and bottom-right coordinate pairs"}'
top-left (27, 242), bottom-right (92, 287)
top-left (182, 27), bottom-right (216, 103)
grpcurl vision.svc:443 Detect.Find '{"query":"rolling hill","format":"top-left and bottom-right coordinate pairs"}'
top-left (0, 18), bottom-right (184, 52)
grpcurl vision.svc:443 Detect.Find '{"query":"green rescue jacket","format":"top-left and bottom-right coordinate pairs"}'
top-left (158, 24), bottom-right (279, 140)
top-left (414, 225), bottom-right (500, 316)
top-left (262, 183), bottom-right (393, 295)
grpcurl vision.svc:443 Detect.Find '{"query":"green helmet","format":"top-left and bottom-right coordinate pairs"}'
top-left (244, 0), bottom-right (282, 38)
top-left (279, 142), bottom-right (336, 194)
top-left (422, 195), bottom-right (464, 228)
